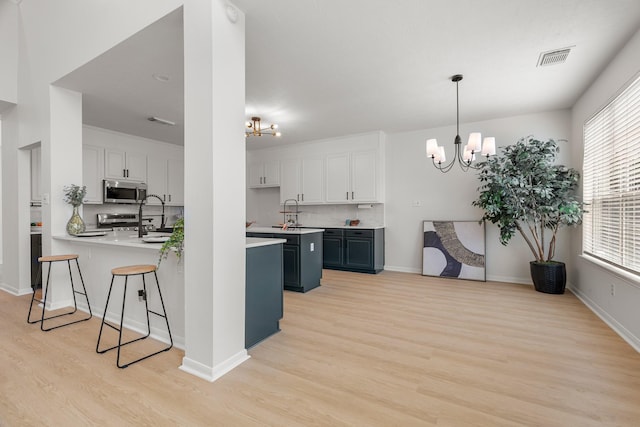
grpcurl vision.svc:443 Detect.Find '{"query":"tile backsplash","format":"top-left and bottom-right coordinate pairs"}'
top-left (296, 204), bottom-right (384, 227)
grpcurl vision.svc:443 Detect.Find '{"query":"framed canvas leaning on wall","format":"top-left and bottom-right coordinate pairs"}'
top-left (422, 220), bottom-right (486, 281)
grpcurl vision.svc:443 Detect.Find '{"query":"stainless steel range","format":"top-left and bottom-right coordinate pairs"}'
top-left (97, 213), bottom-right (156, 232)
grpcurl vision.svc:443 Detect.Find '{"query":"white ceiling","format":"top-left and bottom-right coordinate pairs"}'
top-left (55, 1), bottom-right (640, 148)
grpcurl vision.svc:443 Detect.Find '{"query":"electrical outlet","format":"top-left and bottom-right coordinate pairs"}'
top-left (412, 200), bottom-right (422, 207)
top-left (610, 284), bottom-right (615, 296)
top-left (42, 193), bottom-right (50, 205)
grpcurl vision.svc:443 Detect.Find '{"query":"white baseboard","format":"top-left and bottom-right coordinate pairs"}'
top-left (383, 267), bottom-right (532, 286)
top-left (0, 282), bottom-right (33, 296)
top-left (568, 284), bottom-right (640, 353)
top-left (384, 265), bottom-right (421, 274)
top-left (180, 350), bottom-right (250, 382)
top-left (486, 274), bottom-right (532, 285)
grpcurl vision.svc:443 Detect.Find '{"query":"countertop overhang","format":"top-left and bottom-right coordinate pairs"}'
top-left (246, 237), bottom-right (287, 248)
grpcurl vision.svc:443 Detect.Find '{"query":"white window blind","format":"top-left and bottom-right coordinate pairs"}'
top-left (583, 74), bottom-right (640, 274)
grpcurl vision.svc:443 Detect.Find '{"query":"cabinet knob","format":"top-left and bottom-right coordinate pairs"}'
top-left (352, 191), bottom-right (354, 199)
top-left (263, 176), bottom-right (267, 184)
top-left (346, 192), bottom-right (349, 200)
top-left (301, 193), bottom-right (304, 202)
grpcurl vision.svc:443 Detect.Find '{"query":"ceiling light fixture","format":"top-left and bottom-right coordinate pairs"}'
top-left (245, 116), bottom-right (281, 137)
top-left (148, 116), bottom-right (175, 126)
top-left (426, 74), bottom-right (496, 173)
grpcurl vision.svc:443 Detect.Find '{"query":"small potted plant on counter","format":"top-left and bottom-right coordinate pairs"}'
top-left (158, 217), bottom-right (184, 267)
top-left (472, 136), bottom-right (584, 294)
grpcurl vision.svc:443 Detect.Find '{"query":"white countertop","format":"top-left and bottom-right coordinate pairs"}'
top-left (53, 232), bottom-right (173, 250)
top-left (246, 237), bottom-right (287, 249)
top-left (54, 232), bottom-right (288, 250)
top-left (303, 224), bottom-right (385, 229)
top-left (246, 226), bottom-right (325, 234)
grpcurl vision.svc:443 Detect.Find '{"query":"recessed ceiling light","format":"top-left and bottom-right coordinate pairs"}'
top-left (152, 73), bottom-right (170, 82)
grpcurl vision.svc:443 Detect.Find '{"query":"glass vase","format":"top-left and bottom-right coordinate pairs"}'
top-left (66, 205), bottom-right (86, 235)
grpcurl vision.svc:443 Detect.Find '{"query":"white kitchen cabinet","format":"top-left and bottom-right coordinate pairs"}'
top-left (280, 157), bottom-right (323, 204)
top-left (326, 150), bottom-right (377, 203)
top-left (166, 156), bottom-right (184, 205)
top-left (30, 146), bottom-right (42, 203)
top-left (104, 148), bottom-right (147, 181)
top-left (147, 153), bottom-right (184, 206)
top-left (82, 144), bottom-right (105, 204)
top-left (248, 160), bottom-right (280, 188)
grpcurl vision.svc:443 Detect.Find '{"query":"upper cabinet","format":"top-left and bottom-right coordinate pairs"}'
top-left (147, 153), bottom-right (184, 206)
top-left (247, 131), bottom-right (385, 205)
top-left (280, 157), bottom-right (323, 204)
top-left (82, 144), bottom-right (104, 204)
top-left (104, 148), bottom-right (147, 181)
top-left (248, 160), bottom-right (280, 188)
top-left (30, 146), bottom-right (42, 203)
top-left (82, 126), bottom-right (185, 206)
top-left (326, 150), bottom-right (378, 203)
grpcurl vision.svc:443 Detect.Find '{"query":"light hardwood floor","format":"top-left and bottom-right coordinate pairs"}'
top-left (2, 269), bottom-right (640, 426)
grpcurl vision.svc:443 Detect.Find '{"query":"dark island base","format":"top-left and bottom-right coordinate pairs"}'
top-left (285, 282), bottom-right (321, 293)
top-left (323, 266), bottom-right (383, 274)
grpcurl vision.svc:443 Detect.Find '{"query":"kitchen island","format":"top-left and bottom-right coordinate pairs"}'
top-left (53, 233), bottom-right (288, 349)
top-left (246, 227), bottom-right (324, 292)
top-left (246, 237), bottom-right (286, 348)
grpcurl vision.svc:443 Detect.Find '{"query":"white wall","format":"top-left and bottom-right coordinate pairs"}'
top-left (570, 28), bottom-right (640, 351)
top-left (384, 110), bottom-right (572, 282)
top-left (0, 0), bottom-right (17, 107)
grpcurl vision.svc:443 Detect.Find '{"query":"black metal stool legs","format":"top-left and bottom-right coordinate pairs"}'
top-left (27, 257), bottom-right (92, 331)
top-left (96, 268), bottom-right (173, 368)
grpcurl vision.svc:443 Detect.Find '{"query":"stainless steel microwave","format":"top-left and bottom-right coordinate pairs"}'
top-left (103, 179), bottom-right (147, 204)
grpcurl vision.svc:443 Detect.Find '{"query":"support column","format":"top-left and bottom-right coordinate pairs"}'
top-left (180, 0), bottom-right (248, 381)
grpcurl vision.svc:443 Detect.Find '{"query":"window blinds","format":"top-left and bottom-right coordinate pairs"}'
top-left (583, 74), bottom-right (640, 274)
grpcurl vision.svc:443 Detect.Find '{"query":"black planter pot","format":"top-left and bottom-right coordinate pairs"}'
top-left (530, 261), bottom-right (566, 294)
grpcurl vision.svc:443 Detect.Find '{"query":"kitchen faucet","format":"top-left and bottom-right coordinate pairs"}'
top-left (138, 194), bottom-right (166, 238)
top-left (282, 198), bottom-right (299, 229)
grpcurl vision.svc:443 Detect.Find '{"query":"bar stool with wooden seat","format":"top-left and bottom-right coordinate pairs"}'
top-left (96, 264), bottom-right (173, 368)
top-left (27, 254), bottom-right (92, 331)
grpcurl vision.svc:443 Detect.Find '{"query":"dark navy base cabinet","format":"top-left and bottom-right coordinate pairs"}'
top-left (247, 231), bottom-right (323, 293)
top-left (246, 243), bottom-right (284, 348)
top-left (323, 228), bottom-right (384, 274)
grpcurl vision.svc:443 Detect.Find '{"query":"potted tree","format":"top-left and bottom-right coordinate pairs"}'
top-left (472, 136), bottom-right (583, 294)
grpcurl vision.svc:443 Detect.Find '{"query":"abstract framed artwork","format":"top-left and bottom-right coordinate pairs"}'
top-left (422, 220), bottom-right (486, 281)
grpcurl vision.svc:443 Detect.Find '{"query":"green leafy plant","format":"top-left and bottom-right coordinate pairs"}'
top-left (472, 136), bottom-right (583, 262)
top-left (63, 184), bottom-right (86, 207)
top-left (158, 217), bottom-right (184, 267)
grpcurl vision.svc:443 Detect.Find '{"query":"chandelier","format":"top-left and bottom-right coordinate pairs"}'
top-left (426, 74), bottom-right (496, 172)
top-left (245, 116), bottom-right (281, 137)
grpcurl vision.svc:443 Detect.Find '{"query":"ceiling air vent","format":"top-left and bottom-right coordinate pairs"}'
top-left (537, 47), bottom-right (573, 67)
